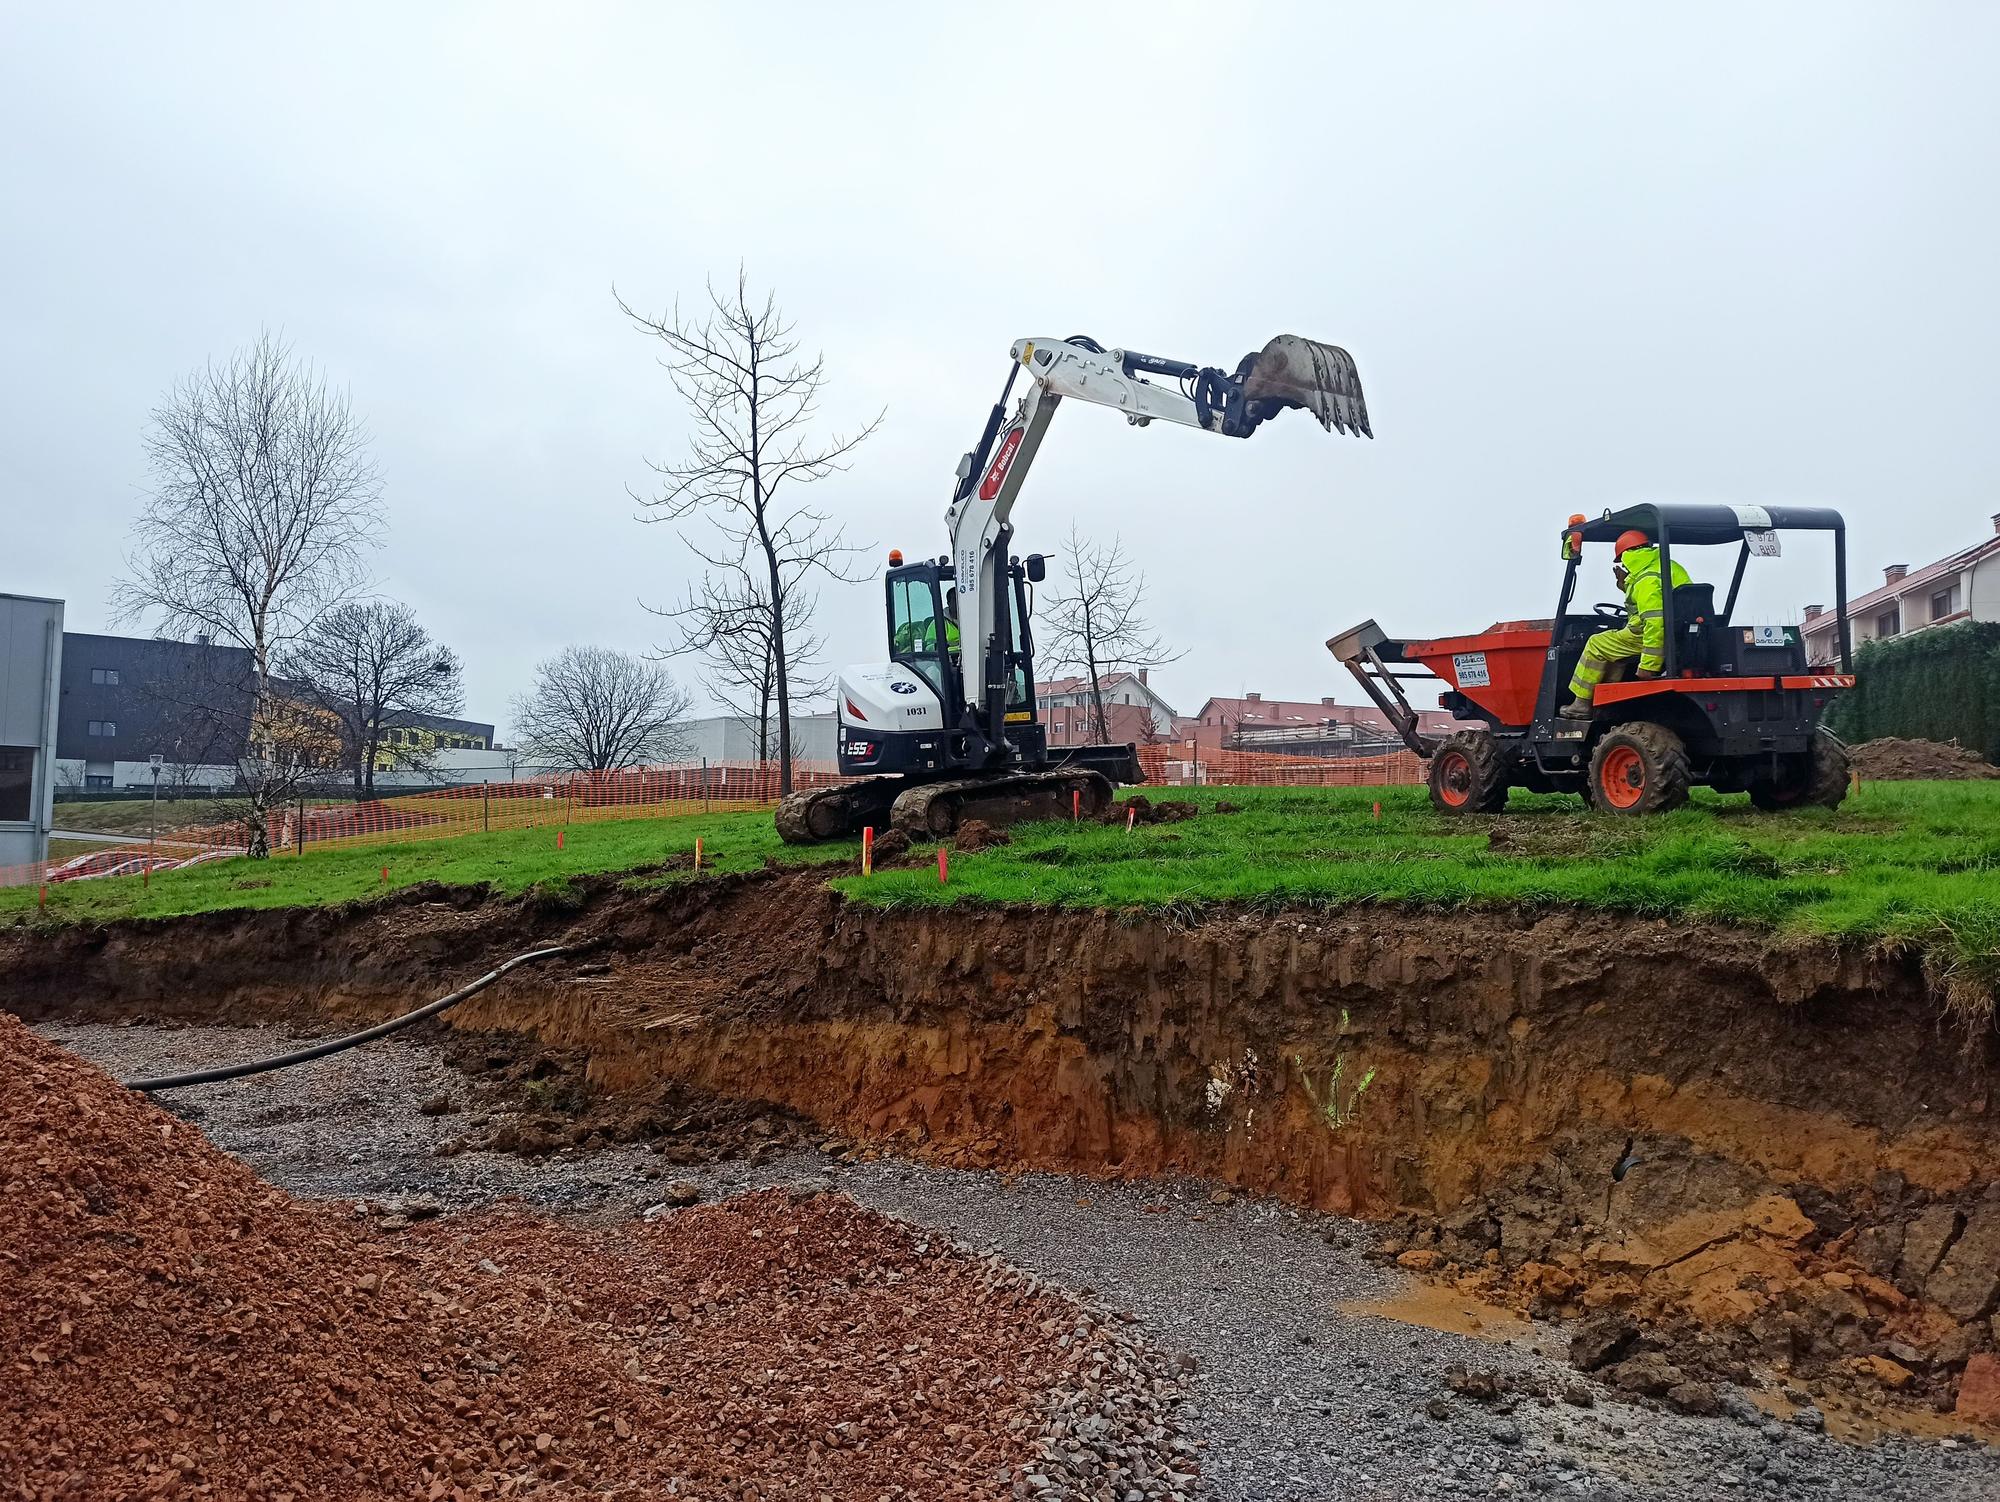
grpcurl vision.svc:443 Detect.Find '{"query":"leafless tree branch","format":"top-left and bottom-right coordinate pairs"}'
top-left (1040, 524), bottom-right (1184, 744)
top-left (617, 266), bottom-right (879, 792)
top-left (281, 600), bottom-right (465, 794)
top-left (510, 646), bottom-right (693, 773)
top-left (112, 331), bottom-right (383, 853)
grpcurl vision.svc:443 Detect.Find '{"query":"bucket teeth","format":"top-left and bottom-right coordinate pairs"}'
top-left (1240, 335), bottom-right (1372, 437)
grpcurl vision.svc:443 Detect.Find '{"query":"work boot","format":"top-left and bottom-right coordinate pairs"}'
top-left (1558, 697), bottom-right (1594, 720)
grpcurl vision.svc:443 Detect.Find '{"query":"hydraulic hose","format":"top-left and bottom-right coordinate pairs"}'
top-left (123, 945), bottom-right (573, 1092)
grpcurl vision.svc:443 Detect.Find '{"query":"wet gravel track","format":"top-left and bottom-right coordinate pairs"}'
top-left (46, 1019), bottom-right (2000, 1502)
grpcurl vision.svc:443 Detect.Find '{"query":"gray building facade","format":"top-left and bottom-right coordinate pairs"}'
top-left (1, 594), bottom-right (64, 871)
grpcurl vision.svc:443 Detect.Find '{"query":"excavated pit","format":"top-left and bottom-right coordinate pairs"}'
top-left (6, 870), bottom-right (1999, 1426)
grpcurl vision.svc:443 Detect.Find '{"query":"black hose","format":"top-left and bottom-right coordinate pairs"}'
top-left (123, 945), bottom-right (573, 1092)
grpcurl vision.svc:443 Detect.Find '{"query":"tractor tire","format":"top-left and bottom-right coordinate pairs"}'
top-left (1427, 730), bottom-right (1512, 814)
top-left (1748, 729), bottom-right (1851, 812)
top-left (1588, 721), bottom-right (1690, 814)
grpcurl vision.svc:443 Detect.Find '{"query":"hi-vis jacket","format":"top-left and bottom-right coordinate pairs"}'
top-left (1621, 545), bottom-right (1691, 671)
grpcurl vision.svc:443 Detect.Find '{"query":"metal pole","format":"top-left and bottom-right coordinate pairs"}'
top-left (296, 796), bottom-right (305, 856)
top-left (149, 763), bottom-right (160, 876)
top-left (483, 780), bottom-right (490, 832)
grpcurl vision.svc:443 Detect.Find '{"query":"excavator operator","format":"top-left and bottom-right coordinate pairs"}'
top-left (1560, 530), bottom-right (1692, 718)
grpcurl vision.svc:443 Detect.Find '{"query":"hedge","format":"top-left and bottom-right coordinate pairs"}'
top-left (1826, 620), bottom-right (2000, 763)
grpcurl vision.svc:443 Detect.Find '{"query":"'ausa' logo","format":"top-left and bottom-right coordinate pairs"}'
top-left (889, 681), bottom-right (918, 695)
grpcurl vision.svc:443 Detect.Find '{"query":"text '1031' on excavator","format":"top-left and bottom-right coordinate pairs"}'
top-left (775, 334), bottom-right (1372, 843)
top-left (1331, 503), bottom-right (1858, 815)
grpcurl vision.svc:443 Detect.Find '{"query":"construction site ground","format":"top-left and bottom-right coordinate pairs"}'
top-left (7, 771), bottom-right (2000, 1500)
top-left (21, 1017), bottom-right (1994, 1502)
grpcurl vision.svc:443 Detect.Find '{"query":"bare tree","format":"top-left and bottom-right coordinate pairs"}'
top-left (114, 332), bottom-right (382, 854)
top-left (617, 268), bottom-right (880, 794)
top-left (654, 555), bottom-right (830, 763)
top-left (283, 600), bottom-right (465, 795)
top-left (1041, 524), bottom-right (1184, 744)
top-left (511, 646), bottom-right (693, 773)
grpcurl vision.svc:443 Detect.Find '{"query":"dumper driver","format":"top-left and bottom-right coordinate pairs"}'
top-left (1560, 530), bottom-right (1692, 718)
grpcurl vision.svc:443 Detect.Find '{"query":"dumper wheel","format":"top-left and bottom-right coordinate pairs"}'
top-left (1748, 729), bottom-right (1850, 811)
top-left (1589, 722), bottom-right (1689, 814)
top-left (1427, 730), bottom-right (1511, 814)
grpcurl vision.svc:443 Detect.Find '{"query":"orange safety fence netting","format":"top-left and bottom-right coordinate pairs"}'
top-left (4, 750), bottom-right (1426, 889)
top-left (1136, 744), bottom-right (1425, 787)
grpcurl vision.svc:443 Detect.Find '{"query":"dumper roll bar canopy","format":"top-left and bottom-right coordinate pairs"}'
top-left (1565, 501), bottom-right (1852, 677)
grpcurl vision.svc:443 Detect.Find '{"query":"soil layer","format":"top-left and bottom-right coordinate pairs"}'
top-left (6, 870), bottom-right (1998, 1426)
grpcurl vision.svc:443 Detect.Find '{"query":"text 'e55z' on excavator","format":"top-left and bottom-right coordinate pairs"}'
top-left (775, 334), bottom-right (1371, 843)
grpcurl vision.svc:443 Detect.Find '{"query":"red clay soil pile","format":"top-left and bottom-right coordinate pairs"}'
top-left (1848, 737), bottom-right (1999, 780)
top-left (1, 1014), bottom-right (1182, 1500)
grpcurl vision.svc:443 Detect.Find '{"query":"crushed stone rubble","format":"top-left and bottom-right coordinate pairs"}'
top-left (1, 1012), bottom-right (1192, 1500)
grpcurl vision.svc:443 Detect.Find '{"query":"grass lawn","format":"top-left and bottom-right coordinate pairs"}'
top-left (49, 797), bottom-right (255, 836)
top-left (7, 782), bottom-right (1997, 1006)
top-left (3, 809), bottom-right (844, 924)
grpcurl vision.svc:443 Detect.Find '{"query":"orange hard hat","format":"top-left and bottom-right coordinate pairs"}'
top-left (1612, 530), bottom-right (1652, 560)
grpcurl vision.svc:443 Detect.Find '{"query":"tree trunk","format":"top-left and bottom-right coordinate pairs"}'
top-left (246, 633), bottom-right (274, 858)
top-left (1083, 601), bottom-right (1108, 744)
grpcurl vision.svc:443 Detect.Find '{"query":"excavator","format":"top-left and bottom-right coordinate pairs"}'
top-left (775, 333), bottom-right (1371, 843)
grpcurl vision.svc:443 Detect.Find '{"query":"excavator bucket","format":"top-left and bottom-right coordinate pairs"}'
top-left (1239, 335), bottom-right (1372, 437)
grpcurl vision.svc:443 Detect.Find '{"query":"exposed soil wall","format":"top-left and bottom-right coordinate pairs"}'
top-left (7, 872), bottom-right (1998, 1416)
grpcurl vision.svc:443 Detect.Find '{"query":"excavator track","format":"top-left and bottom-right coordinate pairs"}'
top-left (773, 778), bottom-right (903, 845)
top-left (889, 769), bottom-right (1114, 839)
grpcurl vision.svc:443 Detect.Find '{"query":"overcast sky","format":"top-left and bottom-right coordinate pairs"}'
top-left (5, 3), bottom-right (1996, 735)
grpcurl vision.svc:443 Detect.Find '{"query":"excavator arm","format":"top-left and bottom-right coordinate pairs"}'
top-left (945, 334), bottom-right (1371, 755)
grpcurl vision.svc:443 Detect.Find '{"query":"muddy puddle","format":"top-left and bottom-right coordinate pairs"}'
top-left (5, 867), bottom-right (1998, 1432)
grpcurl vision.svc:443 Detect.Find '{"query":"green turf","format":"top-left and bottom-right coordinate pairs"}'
top-left (49, 797), bottom-right (257, 836)
top-left (2, 810), bottom-right (844, 924)
top-left (7, 782), bottom-right (1997, 1012)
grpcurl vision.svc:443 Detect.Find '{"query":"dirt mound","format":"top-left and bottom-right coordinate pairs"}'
top-left (953, 817), bottom-right (1012, 851)
top-left (1106, 794), bottom-right (1200, 826)
top-left (1849, 737), bottom-right (1999, 781)
top-left (436, 1031), bottom-right (814, 1162)
top-left (0, 1013), bottom-right (1184, 1499)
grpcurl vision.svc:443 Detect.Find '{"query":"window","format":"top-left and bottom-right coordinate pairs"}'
top-left (85, 773), bottom-right (112, 790)
top-left (90, 667), bottom-right (120, 686)
top-left (0, 746), bottom-right (32, 821)
top-left (1875, 607), bottom-right (1900, 638)
top-left (1931, 584), bottom-right (1961, 621)
top-left (889, 575), bottom-right (948, 697)
top-left (86, 720), bottom-right (117, 737)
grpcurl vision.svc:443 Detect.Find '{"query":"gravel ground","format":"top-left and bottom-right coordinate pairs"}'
top-left (47, 1020), bottom-right (2000, 1502)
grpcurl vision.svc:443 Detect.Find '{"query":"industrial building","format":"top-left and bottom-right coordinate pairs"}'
top-left (0, 594), bottom-right (64, 872)
top-left (52, 630), bottom-right (494, 792)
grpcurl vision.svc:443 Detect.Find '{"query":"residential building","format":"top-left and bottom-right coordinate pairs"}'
top-left (1801, 512), bottom-right (2000, 667)
top-left (1183, 691), bottom-right (1456, 755)
top-left (1, 594), bottom-right (63, 873)
top-left (1035, 671), bottom-right (1178, 747)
